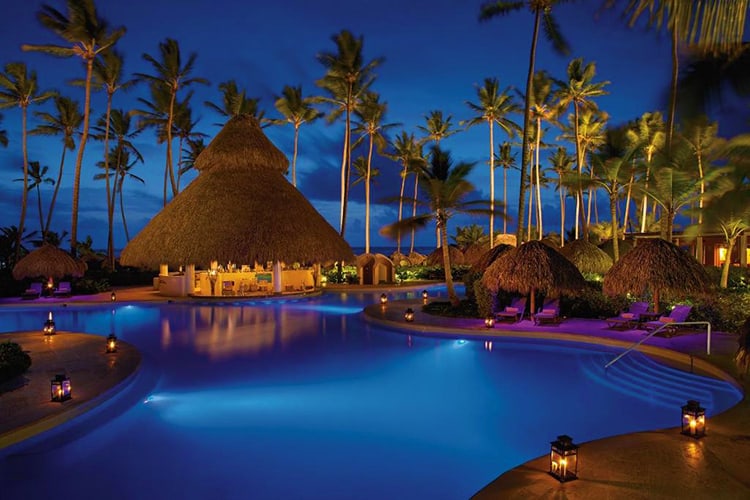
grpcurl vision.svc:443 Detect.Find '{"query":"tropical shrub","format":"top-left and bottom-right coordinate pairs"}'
top-left (0, 341), bottom-right (32, 384)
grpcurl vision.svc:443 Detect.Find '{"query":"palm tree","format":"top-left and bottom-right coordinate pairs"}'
top-left (30, 96), bottom-right (83, 239)
top-left (95, 148), bottom-right (144, 242)
top-left (15, 161), bottom-right (54, 236)
top-left (480, 0), bottom-right (573, 243)
top-left (272, 85), bottom-right (323, 187)
top-left (134, 82), bottom-right (174, 205)
top-left (554, 57), bottom-right (609, 240)
top-left (172, 97), bottom-right (206, 192)
top-left (452, 224), bottom-right (489, 250)
top-left (461, 77), bottom-right (521, 247)
top-left (380, 146), bottom-right (496, 306)
top-left (22, 0), bottom-right (125, 257)
top-left (0, 62), bottom-right (55, 261)
top-left (418, 110), bottom-right (459, 146)
top-left (0, 113), bottom-right (7, 147)
top-left (548, 146), bottom-right (574, 246)
top-left (179, 137), bottom-right (206, 187)
top-left (626, 111), bottom-right (665, 232)
top-left (205, 80), bottom-right (265, 125)
top-left (351, 155), bottom-right (381, 253)
top-left (316, 30), bottom-right (383, 238)
top-left (135, 38), bottom-right (208, 201)
top-left (385, 131), bottom-right (424, 254)
top-left (494, 141), bottom-right (517, 235)
top-left (681, 116), bottom-right (724, 226)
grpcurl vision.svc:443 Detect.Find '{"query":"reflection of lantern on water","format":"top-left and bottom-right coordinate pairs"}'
top-left (51, 374), bottom-right (72, 402)
top-left (407, 335), bottom-right (413, 348)
top-left (43, 311), bottom-right (56, 335)
top-left (549, 435), bottom-right (579, 482)
top-left (484, 340), bottom-right (493, 351)
top-left (681, 400), bottom-right (706, 439)
top-left (106, 333), bottom-right (118, 353)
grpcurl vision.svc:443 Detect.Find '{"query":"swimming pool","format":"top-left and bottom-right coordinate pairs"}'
top-left (0, 288), bottom-right (742, 499)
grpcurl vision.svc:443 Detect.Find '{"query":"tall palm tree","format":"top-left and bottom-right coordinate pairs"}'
top-left (272, 85), bottom-right (323, 187)
top-left (316, 30), bottom-right (383, 238)
top-left (135, 38), bottom-right (208, 201)
top-left (351, 155), bottom-right (381, 253)
top-left (548, 146), bottom-right (574, 246)
top-left (0, 62), bottom-right (55, 260)
top-left (134, 82), bottom-right (173, 205)
top-left (30, 96), bottom-right (83, 239)
top-left (354, 91), bottom-right (398, 253)
top-left (418, 110), bottom-right (459, 146)
top-left (22, 0), bottom-right (125, 257)
top-left (381, 146), bottom-right (496, 306)
top-left (385, 131), bottom-right (423, 254)
top-left (15, 161), bottom-right (54, 237)
top-left (681, 116), bottom-right (724, 226)
top-left (625, 111), bottom-right (665, 233)
top-left (462, 77), bottom-right (521, 247)
top-left (205, 80), bottom-right (265, 125)
top-left (95, 148), bottom-right (144, 242)
top-left (172, 97), bottom-right (206, 192)
top-left (494, 141), bottom-right (517, 235)
top-left (179, 137), bottom-right (206, 187)
top-left (554, 57), bottom-right (609, 240)
top-left (480, 0), bottom-right (573, 243)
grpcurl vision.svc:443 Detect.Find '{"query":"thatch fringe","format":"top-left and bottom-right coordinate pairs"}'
top-left (12, 244), bottom-right (85, 280)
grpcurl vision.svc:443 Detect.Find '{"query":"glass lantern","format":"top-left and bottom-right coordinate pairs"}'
top-left (681, 400), bottom-right (706, 438)
top-left (106, 333), bottom-right (118, 353)
top-left (549, 435), bottom-right (579, 482)
top-left (421, 290), bottom-right (429, 300)
top-left (380, 293), bottom-right (388, 305)
top-left (43, 311), bottom-right (56, 335)
top-left (51, 374), bottom-right (72, 402)
top-left (111, 291), bottom-right (117, 302)
top-left (404, 308), bottom-right (415, 322)
top-left (484, 315), bottom-right (495, 328)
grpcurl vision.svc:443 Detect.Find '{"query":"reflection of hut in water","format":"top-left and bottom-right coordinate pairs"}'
top-left (356, 253), bottom-right (395, 285)
top-left (120, 114), bottom-right (353, 297)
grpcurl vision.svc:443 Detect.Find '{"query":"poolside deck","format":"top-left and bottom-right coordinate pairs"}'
top-left (1, 285), bottom-right (748, 498)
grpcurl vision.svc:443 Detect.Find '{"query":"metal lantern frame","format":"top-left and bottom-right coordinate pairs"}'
top-left (51, 374), bottom-right (72, 402)
top-left (404, 308), bottom-right (415, 322)
top-left (421, 290), bottom-right (429, 300)
top-left (43, 311), bottom-right (56, 335)
top-left (681, 400), bottom-right (706, 439)
top-left (380, 293), bottom-right (388, 305)
top-left (106, 333), bottom-right (118, 353)
top-left (484, 315), bottom-right (495, 328)
top-left (549, 434), bottom-right (579, 482)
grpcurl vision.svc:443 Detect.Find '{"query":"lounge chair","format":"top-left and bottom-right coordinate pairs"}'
top-left (496, 296), bottom-right (527, 323)
top-left (642, 305), bottom-right (693, 335)
top-left (53, 281), bottom-right (72, 298)
top-left (605, 301), bottom-right (650, 329)
top-left (532, 298), bottom-right (561, 325)
top-left (22, 282), bottom-right (43, 300)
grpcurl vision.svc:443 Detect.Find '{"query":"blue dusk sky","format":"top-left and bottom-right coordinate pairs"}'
top-left (0, 1), bottom-right (746, 253)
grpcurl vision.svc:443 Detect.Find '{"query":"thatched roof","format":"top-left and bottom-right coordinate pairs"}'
top-left (425, 245), bottom-right (466, 266)
top-left (356, 253), bottom-right (393, 267)
top-left (463, 243), bottom-right (490, 267)
top-left (469, 244), bottom-right (514, 274)
top-left (390, 251), bottom-right (409, 266)
top-left (602, 238), bottom-right (711, 311)
top-left (482, 240), bottom-right (586, 296)
top-left (12, 244), bottom-right (85, 280)
top-left (407, 251), bottom-right (426, 265)
top-left (194, 114), bottom-right (288, 174)
top-left (599, 238), bottom-right (634, 260)
top-left (120, 115), bottom-right (352, 269)
top-left (560, 239), bottom-right (613, 275)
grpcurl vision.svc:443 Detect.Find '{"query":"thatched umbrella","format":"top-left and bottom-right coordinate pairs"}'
top-left (603, 238), bottom-right (711, 312)
top-left (481, 240), bottom-right (586, 314)
top-left (425, 245), bottom-right (466, 266)
top-left (12, 244), bottom-right (85, 280)
top-left (463, 243), bottom-right (489, 267)
top-left (599, 238), bottom-right (634, 260)
top-left (120, 115), bottom-right (353, 268)
top-left (407, 251), bottom-right (426, 266)
top-left (468, 244), bottom-right (514, 275)
top-left (560, 239), bottom-right (613, 275)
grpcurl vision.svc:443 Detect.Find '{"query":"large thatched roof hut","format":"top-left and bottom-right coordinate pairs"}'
top-left (468, 244), bottom-right (514, 275)
top-left (12, 244), bottom-right (85, 280)
top-left (603, 238), bottom-right (711, 312)
top-left (120, 115), bottom-right (353, 269)
top-left (482, 240), bottom-right (586, 313)
top-left (560, 239), bottom-right (613, 275)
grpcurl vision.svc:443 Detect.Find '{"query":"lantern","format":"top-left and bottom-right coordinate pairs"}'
top-left (380, 293), bottom-right (388, 305)
top-left (422, 290), bottom-right (429, 300)
top-left (549, 435), bottom-right (579, 482)
top-left (43, 311), bottom-right (56, 335)
top-left (106, 333), bottom-right (118, 353)
top-left (50, 374), bottom-right (72, 402)
top-left (110, 291), bottom-right (117, 302)
top-left (681, 400), bottom-right (706, 438)
top-left (484, 315), bottom-right (495, 328)
top-left (404, 308), bottom-right (415, 322)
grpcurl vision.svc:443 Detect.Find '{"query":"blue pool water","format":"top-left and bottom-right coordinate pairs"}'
top-left (0, 287), bottom-right (742, 499)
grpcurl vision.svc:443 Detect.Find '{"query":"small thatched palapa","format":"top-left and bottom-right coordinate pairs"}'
top-left (120, 115), bottom-right (353, 269)
top-left (425, 245), bottom-right (466, 266)
top-left (481, 240), bottom-right (586, 314)
top-left (603, 238), bottom-right (711, 312)
top-left (560, 239), bottom-right (613, 275)
top-left (12, 244), bottom-right (85, 280)
top-left (599, 238), bottom-right (634, 260)
top-left (469, 244), bottom-right (514, 275)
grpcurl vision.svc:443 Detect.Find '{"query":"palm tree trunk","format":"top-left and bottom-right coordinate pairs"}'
top-left (559, 184), bottom-right (565, 247)
top-left (535, 117), bottom-right (543, 239)
top-left (365, 134), bottom-right (374, 254)
top-left (516, 9), bottom-right (542, 244)
top-left (45, 143), bottom-right (67, 237)
top-left (610, 191), bottom-right (619, 262)
top-left (396, 164), bottom-right (407, 254)
top-left (119, 175), bottom-right (131, 242)
top-left (720, 237), bottom-right (736, 288)
top-left (439, 215), bottom-right (458, 306)
top-left (35, 184), bottom-right (44, 235)
top-left (488, 119), bottom-right (495, 248)
top-left (573, 101), bottom-right (587, 241)
top-left (410, 175), bottom-right (419, 254)
top-left (502, 166), bottom-right (508, 234)
top-left (176, 136), bottom-right (185, 192)
top-left (70, 57), bottom-right (95, 257)
top-left (103, 93), bottom-right (114, 269)
top-left (340, 83), bottom-right (354, 238)
top-left (666, 27), bottom-right (678, 152)
top-left (292, 124), bottom-right (300, 187)
top-left (623, 167), bottom-right (634, 237)
top-left (166, 88), bottom-right (178, 199)
top-left (16, 107), bottom-right (29, 262)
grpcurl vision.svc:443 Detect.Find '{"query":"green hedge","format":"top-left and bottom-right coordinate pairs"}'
top-left (0, 341), bottom-right (32, 384)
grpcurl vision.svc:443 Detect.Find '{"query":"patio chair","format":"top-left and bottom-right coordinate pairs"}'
top-left (605, 301), bottom-right (650, 329)
top-left (496, 296), bottom-right (527, 323)
top-left (532, 298), bottom-right (561, 326)
top-left (53, 281), bottom-right (72, 298)
top-left (22, 282), bottom-right (43, 300)
top-left (642, 305), bottom-right (693, 335)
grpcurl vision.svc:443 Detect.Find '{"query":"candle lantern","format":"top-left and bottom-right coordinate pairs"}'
top-left (681, 400), bottom-right (706, 438)
top-left (43, 311), bottom-right (56, 335)
top-left (106, 333), bottom-right (118, 353)
top-left (484, 315), bottom-right (495, 328)
top-left (380, 293), bottom-right (388, 305)
top-left (404, 308), bottom-right (415, 322)
top-left (421, 290), bottom-right (428, 300)
top-left (50, 374), bottom-right (72, 402)
top-left (110, 291), bottom-right (117, 302)
top-left (549, 435), bottom-right (579, 482)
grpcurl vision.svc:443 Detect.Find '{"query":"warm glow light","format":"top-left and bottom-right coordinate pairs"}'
top-left (404, 308), bottom-right (415, 322)
top-left (484, 316), bottom-right (495, 328)
top-left (380, 293), bottom-right (388, 305)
